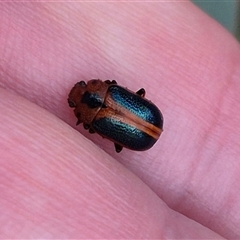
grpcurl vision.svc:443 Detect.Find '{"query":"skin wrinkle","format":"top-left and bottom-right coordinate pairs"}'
top-left (197, 56), bottom-right (240, 160)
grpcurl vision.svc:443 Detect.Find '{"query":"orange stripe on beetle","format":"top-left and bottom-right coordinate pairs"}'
top-left (95, 104), bottom-right (162, 140)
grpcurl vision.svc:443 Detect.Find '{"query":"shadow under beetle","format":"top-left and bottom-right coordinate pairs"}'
top-left (68, 79), bottom-right (163, 153)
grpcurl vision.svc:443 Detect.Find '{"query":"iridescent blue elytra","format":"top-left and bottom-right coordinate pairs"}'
top-left (68, 79), bottom-right (163, 153)
top-left (108, 85), bottom-right (162, 125)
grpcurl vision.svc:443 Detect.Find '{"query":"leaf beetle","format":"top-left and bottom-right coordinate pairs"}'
top-left (68, 79), bottom-right (163, 153)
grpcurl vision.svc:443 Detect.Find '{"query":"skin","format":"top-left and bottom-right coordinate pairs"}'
top-left (0, 2), bottom-right (240, 239)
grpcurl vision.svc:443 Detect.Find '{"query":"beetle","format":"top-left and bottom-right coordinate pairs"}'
top-left (68, 79), bottom-right (163, 153)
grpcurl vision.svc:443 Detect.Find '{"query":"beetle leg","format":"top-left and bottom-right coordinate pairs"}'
top-left (89, 128), bottom-right (95, 134)
top-left (136, 88), bottom-right (145, 97)
top-left (105, 80), bottom-right (117, 85)
top-left (76, 81), bottom-right (87, 87)
top-left (68, 99), bottom-right (76, 108)
top-left (76, 119), bottom-right (82, 126)
top-left (114, 143), bottom-right (123, 153)
top-left (105, 80), bottom-right (111, 84)
top-left (75, 112), bottom-right (82, 125)
top-left (83, 123), bottom-right (90, 129)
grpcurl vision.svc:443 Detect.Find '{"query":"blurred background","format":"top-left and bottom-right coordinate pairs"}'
top-left (192, 0), bottom-right (240, 41)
